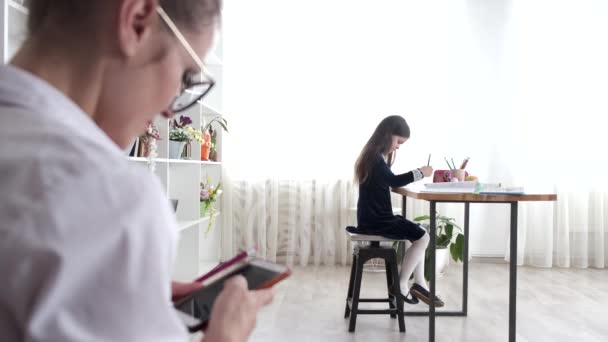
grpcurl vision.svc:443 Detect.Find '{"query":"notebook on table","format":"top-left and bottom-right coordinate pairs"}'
top-left (421, 182), bottom-right (524, 195)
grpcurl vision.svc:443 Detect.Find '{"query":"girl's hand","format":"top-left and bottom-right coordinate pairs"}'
top-left (419, 166), bottom-right (434, 177)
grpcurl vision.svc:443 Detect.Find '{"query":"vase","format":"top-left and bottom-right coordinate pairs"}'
top-left (435, 247), bottom-right (450, 277)
top-left (421, 246), bottom-right (451, 281)
top-left (201, 144), bottom-right (211, 161)
top-left (200, 201), bottom-right (213, 218)
top-left (182, 142), bottom-right (192, 159)
top-left (169, 140), bottom-right (185, 159)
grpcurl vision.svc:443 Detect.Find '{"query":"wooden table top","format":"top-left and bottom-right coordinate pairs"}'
top-left (392, 187), bottom-right (557, 202)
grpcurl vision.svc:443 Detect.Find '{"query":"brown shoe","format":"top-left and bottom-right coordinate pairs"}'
top-left (410, 283), bottom-right (445, 308)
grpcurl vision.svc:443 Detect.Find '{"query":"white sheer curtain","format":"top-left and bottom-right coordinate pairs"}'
top-left (220, 0), bottom-right (607, 268)
top-left (221, 179), bottom-right (357, 266)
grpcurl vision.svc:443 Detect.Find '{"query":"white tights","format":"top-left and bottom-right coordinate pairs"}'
top-left (399, 232), bottom-right (429, 293)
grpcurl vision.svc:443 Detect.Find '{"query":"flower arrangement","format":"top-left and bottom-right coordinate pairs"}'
top-left (185, 126), bottom-right (204, 144)
top-left (139, 123), bottom-right (161, 171)
top-left (200, 178), bottom-right (222, 235)
top-left (169, 128), bottom-right (189, 142)
top-left (169, 115), bottom-right (193, 142)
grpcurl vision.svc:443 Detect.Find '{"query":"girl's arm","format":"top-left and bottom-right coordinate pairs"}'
top-left (376, 159), bottom-right (425, 188)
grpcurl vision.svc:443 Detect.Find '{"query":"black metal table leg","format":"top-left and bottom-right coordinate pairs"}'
top-left (509, 202), bottom-right (518, 342)
top-left (429, 201), bottom-right (436, 342)
top-left (463, 202), bottom-right (470, 315)
top-left (404, 201), bottom-right (470, 318)
top-left (399, 195), bottom-right (521, 342)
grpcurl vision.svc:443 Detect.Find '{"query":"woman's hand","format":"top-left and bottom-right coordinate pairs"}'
top-left (171, 281), bottom-right (203, 302)
top-left (203, 276), bottom-right (274, 342)
top-left (419, 166), bottom-right (434, 177)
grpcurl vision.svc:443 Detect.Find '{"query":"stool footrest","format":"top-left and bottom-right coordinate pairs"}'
top-left (347, 299), bottom-right (400, 315)
top-left (358, 298), bottom-right (392, 303)
top-left (356, 309), bottom-right (399, 315)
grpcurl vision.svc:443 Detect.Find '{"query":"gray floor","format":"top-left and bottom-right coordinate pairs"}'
top-left (250, 262), bottom-right (608, 342)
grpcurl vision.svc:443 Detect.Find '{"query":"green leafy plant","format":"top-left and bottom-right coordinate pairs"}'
top-left (393, 213), bottom-right (465, 281)
top-left (414, 214), bottom-right (464, 261)
top-left (201, 116), bottom-right (228, 135)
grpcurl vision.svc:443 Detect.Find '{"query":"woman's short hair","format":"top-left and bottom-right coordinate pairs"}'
top-left (28, 0), bottom-right (222, 36)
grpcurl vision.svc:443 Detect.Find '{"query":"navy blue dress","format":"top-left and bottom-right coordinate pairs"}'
top-left (353, 155), bottom-right (425, 241)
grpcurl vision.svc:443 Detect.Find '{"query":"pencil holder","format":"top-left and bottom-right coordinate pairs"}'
top-left (451, 169), bottom-right (466, 181)
top-left (433, 170), bottom-right (469, 183)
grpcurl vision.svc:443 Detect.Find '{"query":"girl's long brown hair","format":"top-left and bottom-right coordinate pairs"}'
top-left (355, 115), bottom-right (410, 184)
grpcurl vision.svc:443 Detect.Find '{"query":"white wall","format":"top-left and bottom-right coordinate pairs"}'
top-left (222, 0), bottom-right (608, 258)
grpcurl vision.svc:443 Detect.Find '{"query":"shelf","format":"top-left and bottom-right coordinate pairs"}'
top-left (128, 157), bottom-right (149, 162)
top-left (128, 156), bottom-right (221, 165)
top-left (8, 0), bottom-right (28, 15)
top-left (167, 158), bottom-right (222, 165)
top-left (177, 212), bottom-right (221, 232)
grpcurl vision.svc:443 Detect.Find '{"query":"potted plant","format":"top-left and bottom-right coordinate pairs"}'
top-left (201, 116), bottom-right (228, 161)
top-left (184, 126), bottom-right (204, 159)
top-left (169, 115), bottom-right (192, 159)
top-left (394, 213), bottom-right (465, 280)
top-left (208, 126), bottom-right (218, 161)
top-left (200, 178), bottom-right (222, 235)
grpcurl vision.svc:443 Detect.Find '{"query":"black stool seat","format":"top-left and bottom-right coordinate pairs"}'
top-left (344, 228), bottom-right (406, 333)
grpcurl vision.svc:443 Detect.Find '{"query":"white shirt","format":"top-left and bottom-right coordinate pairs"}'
top-left (0, 65), bottom-right (188, 341)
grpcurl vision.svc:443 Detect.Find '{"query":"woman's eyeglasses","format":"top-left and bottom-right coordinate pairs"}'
top-left (157, 6), bottom-right (215, 113)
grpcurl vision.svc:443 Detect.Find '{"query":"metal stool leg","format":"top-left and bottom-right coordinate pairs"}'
top-left (385, 257), bottom-right (396, 319)
top-left (348, 254), bottom-right (364, 332)
top-left (388, 251), bottom-right (406, 332)
top-left (344, 253), bottom-right (357, 318)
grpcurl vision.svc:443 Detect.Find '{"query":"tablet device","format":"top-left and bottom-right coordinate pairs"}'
top-left (174, 309), bottom-right (204, 333)
top-left (174, 258), bottom-right (290, 332)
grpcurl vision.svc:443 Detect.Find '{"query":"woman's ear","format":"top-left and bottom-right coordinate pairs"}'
top-left (116, 0), bottom-right (159, 57)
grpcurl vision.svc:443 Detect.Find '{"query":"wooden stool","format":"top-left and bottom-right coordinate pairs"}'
top-left (344, 228), bottom-right (406, 333)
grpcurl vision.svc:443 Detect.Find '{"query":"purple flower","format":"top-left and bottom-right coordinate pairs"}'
top-left (200, 189), bottom-right (210, 201)
top-left (180, 115), bottom-right (193, 127)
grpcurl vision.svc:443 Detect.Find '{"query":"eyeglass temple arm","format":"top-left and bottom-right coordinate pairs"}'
top-left (156, 6), bottom-right (211, 76)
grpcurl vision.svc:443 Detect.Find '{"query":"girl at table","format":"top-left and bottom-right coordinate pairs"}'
top-left (354, 115), bottom-right (444, 307)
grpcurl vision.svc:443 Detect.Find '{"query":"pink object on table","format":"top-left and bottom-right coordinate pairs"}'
top-left (433, 170), bottom-right (469, 183)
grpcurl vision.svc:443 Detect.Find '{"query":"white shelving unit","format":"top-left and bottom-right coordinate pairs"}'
top-left (129, 156), bottom-right (222, 166)
top-left (1, 1), bottom-right (225, 282)
top-left (130, 54), bottom-right (225, 281)
top-left (1, 0), bottom-right (28, 63)
top-left (178, 212), bottom-right (221, 232)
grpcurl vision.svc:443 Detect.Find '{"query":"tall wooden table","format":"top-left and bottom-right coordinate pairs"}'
top-left (392, 188), bottom-right (557, 342)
